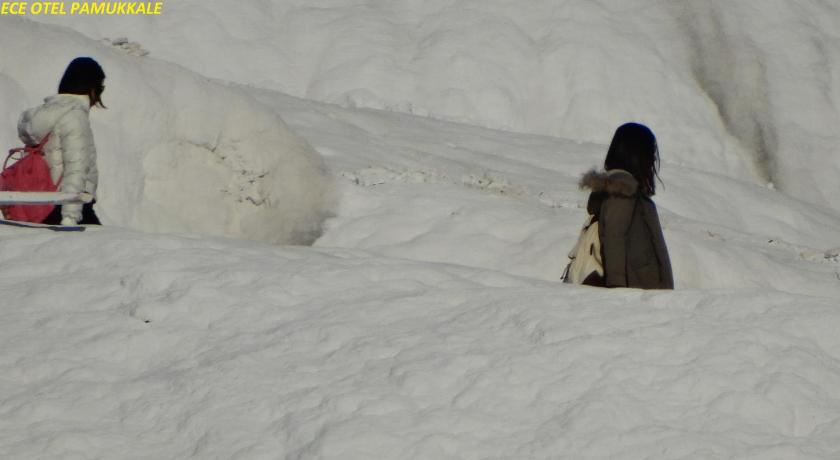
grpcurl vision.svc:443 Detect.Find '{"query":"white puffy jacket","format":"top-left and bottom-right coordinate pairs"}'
top-left (17, 94), bottom-right (99, 222)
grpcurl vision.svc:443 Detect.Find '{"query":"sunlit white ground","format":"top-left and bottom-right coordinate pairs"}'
top-left (2, 5), bottom-right (840, 459)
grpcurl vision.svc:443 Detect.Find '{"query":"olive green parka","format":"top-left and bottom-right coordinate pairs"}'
top-left (581, 169), bottom-right (674, 290)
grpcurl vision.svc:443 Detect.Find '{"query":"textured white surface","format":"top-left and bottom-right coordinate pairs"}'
top-left (22, 0), bottom-right (840, 211)
top-left (1, 6), bottom-right (840, 460)
top-left (1, 229), bottom-right (839, 459)
top-left (0, 18), bottom-right (334, 244)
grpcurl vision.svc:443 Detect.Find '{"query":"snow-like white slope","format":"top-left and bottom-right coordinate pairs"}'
top-left (0, 18), bottom-right (334, 244)
top-left (2, 228), bottom-right (840, 459)
top-left (1, 13), bottom-right (840, 460)
top-left (25, 0), bottom-right (840, 212)
top-left (261, 90), bottom-right (840, 297)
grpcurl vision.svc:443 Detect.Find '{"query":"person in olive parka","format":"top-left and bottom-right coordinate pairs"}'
top-left (580, 123), bottom-right (674, 289)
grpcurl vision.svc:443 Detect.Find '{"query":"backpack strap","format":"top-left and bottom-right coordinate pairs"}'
top-left (5, 133), bottom-right (51, 170)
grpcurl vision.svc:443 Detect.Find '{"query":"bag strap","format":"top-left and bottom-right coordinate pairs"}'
top-left (5, 133), bottom-right (52, 170)
top-left (568, 213), bottom-right (596, 260)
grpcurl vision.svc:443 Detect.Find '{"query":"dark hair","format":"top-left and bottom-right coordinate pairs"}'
top-left (58, 57), bottom-right (106, 108)
top-left (604, 122), bottom-right (660, 196)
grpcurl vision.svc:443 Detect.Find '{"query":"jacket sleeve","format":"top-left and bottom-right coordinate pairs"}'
top-left (599, 196), bottom-right (636, 287)
top-left (54, 108), bottom-right (96, 222)
top-left (644, 203), bottom-right (675, 289)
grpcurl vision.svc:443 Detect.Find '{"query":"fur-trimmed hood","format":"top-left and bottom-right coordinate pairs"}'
top-left (579, 169), bottom-right (638, 197)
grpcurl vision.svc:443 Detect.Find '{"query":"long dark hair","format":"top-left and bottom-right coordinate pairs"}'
top-left (58, 57), bottom-right (106, 108)
top-left (604, 122), bottom-right (660, 196)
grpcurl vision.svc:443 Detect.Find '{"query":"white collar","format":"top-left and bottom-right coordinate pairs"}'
top-left (45, 93), bottom-right (92, 112)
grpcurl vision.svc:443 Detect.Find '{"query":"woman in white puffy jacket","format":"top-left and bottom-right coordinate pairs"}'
top-left (17, 57), bottom-right (104, 225)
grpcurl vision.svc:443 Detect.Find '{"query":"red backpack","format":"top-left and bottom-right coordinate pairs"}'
top-left (0, 134), bottom-right (59, 223)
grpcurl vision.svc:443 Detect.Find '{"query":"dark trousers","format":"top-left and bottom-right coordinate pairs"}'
top-left (42, 202), bottom-right (101, 225)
